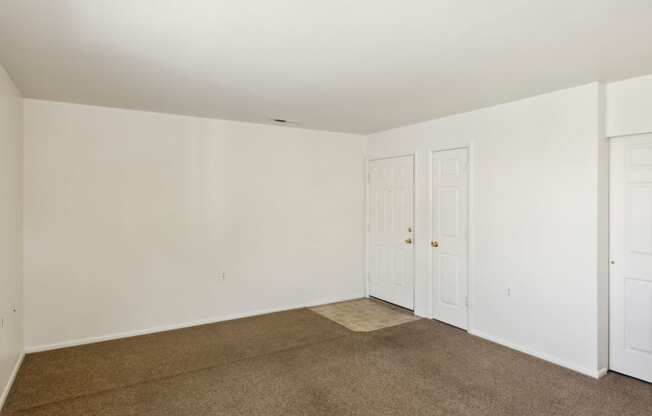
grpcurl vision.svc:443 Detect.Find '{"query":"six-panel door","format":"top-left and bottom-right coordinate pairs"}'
top-left (431, 148), bottom-right (469, 330)
top-left (610, 134), bottom-right (652, 383)
top-left (368, 156), bottom-right (415, 310)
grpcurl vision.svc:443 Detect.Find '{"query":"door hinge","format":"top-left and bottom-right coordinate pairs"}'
top-left (367, 173), bottom-right (371, 183)
top-left (465, 296), bottom-right (469, 307)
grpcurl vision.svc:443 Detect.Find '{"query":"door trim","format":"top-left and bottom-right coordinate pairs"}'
top-left (364, 153), bottom-right (416, 312)
top-left (427, 144), bottom-right (474, 329)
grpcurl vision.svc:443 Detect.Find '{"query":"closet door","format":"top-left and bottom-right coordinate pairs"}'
top-left (431, 148), bottom-right (469, 329)
top-left (610, 134), bottom-right (652, 382)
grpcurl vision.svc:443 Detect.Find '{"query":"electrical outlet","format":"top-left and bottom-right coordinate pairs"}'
top-left (219, 272), bottom-right (226, 280)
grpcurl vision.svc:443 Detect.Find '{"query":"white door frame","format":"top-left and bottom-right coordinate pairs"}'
top-left (364, 153), bottom-right (416, 311)
top-left (427, 144), bottom-right (474, 330)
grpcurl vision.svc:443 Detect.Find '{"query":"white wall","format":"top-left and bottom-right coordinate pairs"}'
top-left (21, 72), bottom-right (652, 375)
top-left (367, 83), bottom-right (608, 377)
top-left (23, 100), bottom-right (366, 350)
top-left (596, 85), bottom-right (609, 373)
top-left (0, 66), bottom-right (23, 407)
top-left (607, 74), bottom-right (652, 138)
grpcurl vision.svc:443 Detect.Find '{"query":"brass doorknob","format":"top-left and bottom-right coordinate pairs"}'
top-left (404, 238), bottom-right (412, 244)
top-left (431, 240), bottom-right (439, 248)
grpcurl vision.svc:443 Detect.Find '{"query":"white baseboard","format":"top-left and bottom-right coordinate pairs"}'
top-left (25, 294), bottom-right (362, 353)
top-left (0, 352), bottom-right (25, 412)
top-left (468, 329), bottom-right (604, 379)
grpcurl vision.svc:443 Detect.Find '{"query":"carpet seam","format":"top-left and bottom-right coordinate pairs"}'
top-left (5, 332), bottom-right (353, 415)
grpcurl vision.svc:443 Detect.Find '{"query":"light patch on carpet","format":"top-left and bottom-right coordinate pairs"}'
top-left (310, 298), bottom-right (419, 332)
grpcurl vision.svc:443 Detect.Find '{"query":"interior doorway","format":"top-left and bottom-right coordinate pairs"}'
top-left (367, 155), bottom-right (415, 310)
top-left (610, 134), bottom-right (652, 383)
top-left (430, 147), bottom-right (470, 330)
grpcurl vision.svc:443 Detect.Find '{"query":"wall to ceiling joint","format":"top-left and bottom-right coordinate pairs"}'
top-left (607, 74), bottom-right (652, 138)
top-left (22, 100), bottom-right (367, 351)
top-left (4, 45), bottom-right (652, 382)
top-left (367, 83), bottom-right (608, 378)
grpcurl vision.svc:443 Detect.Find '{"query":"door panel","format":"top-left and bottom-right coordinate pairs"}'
top-left (625, 278), bottom-right (652, 354)
top-left (431, 148), bottom-right (468, 329)
top-left (368, 156), bottom-right (414, 310)
top-left (439, 254), bottom-right (459, 305)
top-left (610, 134), bottom-right (652, 382)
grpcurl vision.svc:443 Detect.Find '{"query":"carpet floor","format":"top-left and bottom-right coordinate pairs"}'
top-left (3, 308), bottom-right (652, 415)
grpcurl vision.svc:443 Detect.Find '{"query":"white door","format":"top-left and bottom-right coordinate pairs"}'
top-left (431, 148), bottom-right (469, 330)
top-left (610, 134), bottom-right (652, 383)
top-left (368, 156), bottom-right (414, 310)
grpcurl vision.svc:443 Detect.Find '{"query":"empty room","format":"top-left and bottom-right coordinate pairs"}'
top-left (2, 1), bottom-right (652, 415)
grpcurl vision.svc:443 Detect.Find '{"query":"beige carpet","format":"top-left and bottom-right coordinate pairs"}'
top-left (311, 298), bottom-right (419, 331)
top-left (3, 308), bottom-right (652, 415)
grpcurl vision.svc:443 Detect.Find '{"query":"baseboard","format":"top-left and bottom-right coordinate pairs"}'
top-left (0, 352), bottom-right (24, 412)
top-left (25, 294), bottom-right (362, 353)
top-left (596, 367), bottom-right (608, 378)
top-left (468, 329), bottom-right (604, 379)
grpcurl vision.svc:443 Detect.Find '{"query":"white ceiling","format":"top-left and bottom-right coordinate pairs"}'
top-left (1, 1), bottom-right (652, 134)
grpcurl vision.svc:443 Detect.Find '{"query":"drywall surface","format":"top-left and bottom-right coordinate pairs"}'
top-left (596, 85), bottom-right (609, 372)
top-left (0, 65), bottom-right (23, 408)
top-left (607, 73), bottom-right (652, 137)
top-left (367, 83), bottom-right (606, 377)
top-left (23, 100), bottom-right (366, 349)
